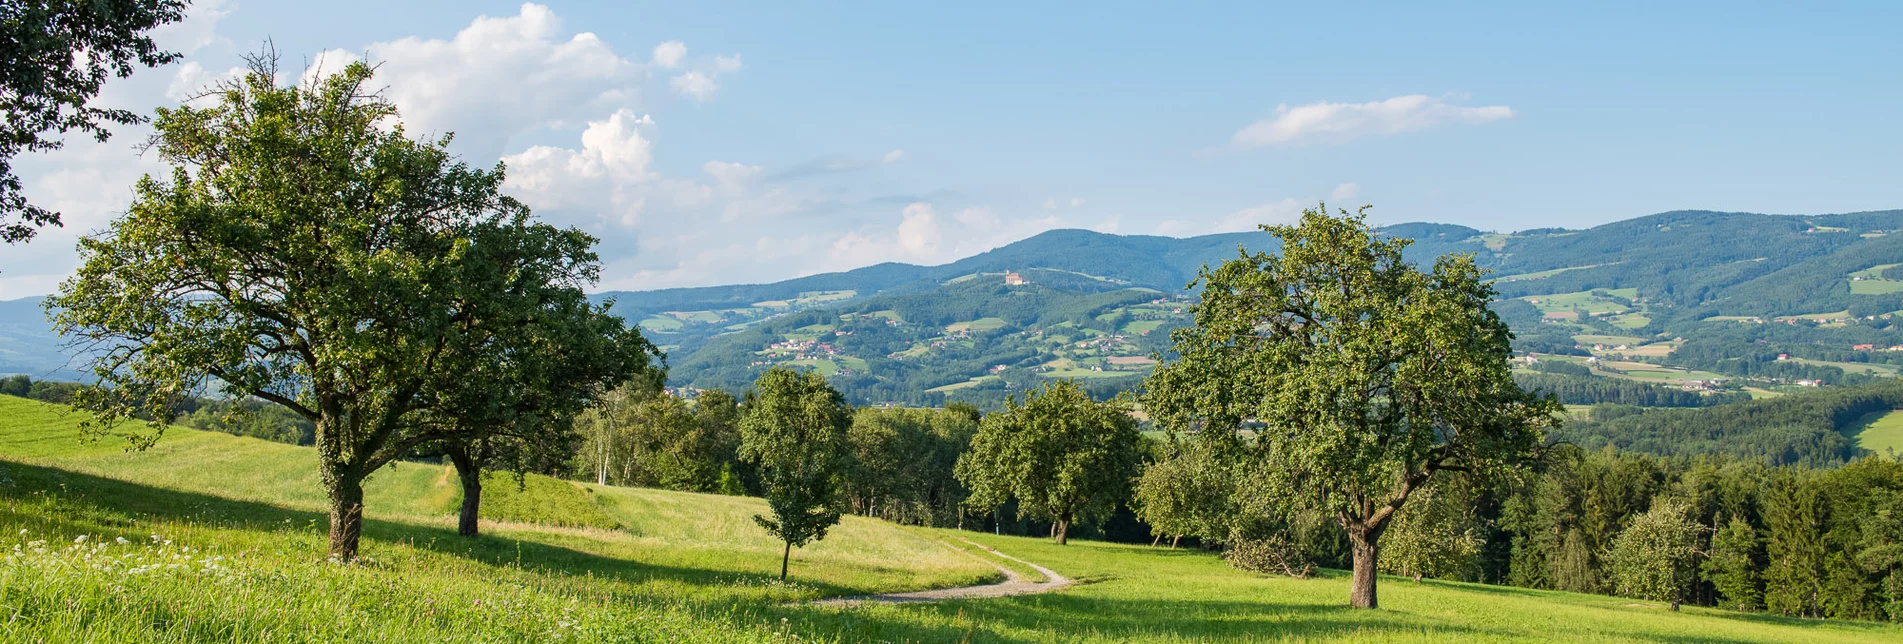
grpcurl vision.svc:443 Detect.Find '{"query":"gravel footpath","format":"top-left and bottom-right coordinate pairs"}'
top-left (811, 538), bottom-right (1070, 606)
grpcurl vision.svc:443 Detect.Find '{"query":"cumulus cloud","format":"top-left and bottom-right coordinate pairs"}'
top-left (651, 40), bottom-right (686, 68)
top-left (670, 71), bottom-right (718, 101)
top-left (882, 149), bottom-right (905, 164)
top-left (670, 54), bottom-right (742, 102)
top-left (305, 3), bottom-right (645, 159)
top-left (1232, 94), bottom-right (1512, 148)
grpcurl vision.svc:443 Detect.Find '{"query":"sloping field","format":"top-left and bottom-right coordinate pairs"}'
top-left (0, 395), bottom-right (1897, 642)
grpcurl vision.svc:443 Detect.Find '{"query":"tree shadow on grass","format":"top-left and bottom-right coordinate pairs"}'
top-left (781, 594), bottom-right (1492, 643)
top-left (0, 459), bottom-right (883, 599)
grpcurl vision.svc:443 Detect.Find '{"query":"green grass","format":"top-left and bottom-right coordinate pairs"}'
top-left (854, 529), bottom-right (1903, 643)
top-left (1788, 358), bottom-right (1900, 377)
top-left (1572, 334), bottom-right (1647, 346)
top-left (1849, 410), bottom-right (1903, 456)
top-left (1123, 319), bottom-right (1166, 334)
top-left (1, 395), bottom-right (1898, 642)
top-left (1608, 313), bottom-right (1650, 329)
top-left (457, 471), bottom-right (622, 530)
top-left (786, 358), bottom-right (841, 376)
top-left (1490, 264), bottom-right (1608, 282)
top-left (946, 317), bottom-right (1007, 333)
top-left (1773, 310), bottom-right (1850, 323)
top-left (1849, 280), bottom-right (1903, 295)
top-left (638, 315), bottom-right (683, 332)
top-left (0, 396), bottom-right (995, 642)
top-left (1518, 289), bottom-right (1637, 315)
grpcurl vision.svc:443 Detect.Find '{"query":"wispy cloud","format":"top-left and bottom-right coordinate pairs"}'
top-left (1233, 94), bottom-right (1512, 148)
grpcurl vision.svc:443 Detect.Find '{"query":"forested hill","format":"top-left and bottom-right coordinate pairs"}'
top-left (13, 208), bottom-right (1903, 410)
top-left (592, 224), bottom-right (1492, 319)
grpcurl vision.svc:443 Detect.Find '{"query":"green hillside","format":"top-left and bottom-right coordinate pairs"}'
top-left (16, 209), bottom-right (1903, 404)
top-left (1, 395), bottom-right (1896, 642)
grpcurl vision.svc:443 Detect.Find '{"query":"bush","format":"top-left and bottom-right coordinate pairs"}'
top-left (1224, 532), bottom-right (1313, 578)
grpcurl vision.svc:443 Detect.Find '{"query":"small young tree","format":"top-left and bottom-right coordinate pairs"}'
top-left (956, 380), bottom-right (1143, 545)
top-left (1606, 498), bottom-right (1705, 608)
top-left (738, 368), bottom-right (852, 580)
top-left (1705, 513), bottom-right (1765, 611)
top-left (1143, 205), bottom-right (1560, 608)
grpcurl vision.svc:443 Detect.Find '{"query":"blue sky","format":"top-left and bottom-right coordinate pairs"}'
top-left (2, 1), bottom-right (1898, 296)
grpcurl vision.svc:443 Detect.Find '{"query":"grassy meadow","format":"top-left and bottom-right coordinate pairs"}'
top-left (2, 394), bottom-right (1900, 642)
top-left (1850, 409), bottom-right (1903, 456)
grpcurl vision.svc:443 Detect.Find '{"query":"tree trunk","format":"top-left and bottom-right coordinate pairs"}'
top-left (1171, 534), bottom-right (1181, 549)
top-left (1151, 534), bottom-right (1161, 547)
top-left (1349, 529), bottom-right (1380, 609)
top-left (780, 540), bottom-right (792, 581)
top-left (447, 445), bottom-right (482, 538)
top-left (326, 473), bottom-right (366, 561)
top-left (1055, 517), bottom-right (1071, 545)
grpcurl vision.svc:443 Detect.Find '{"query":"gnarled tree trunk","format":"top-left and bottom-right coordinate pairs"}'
top-left (447, 444), bottom-right (483, 537)
top-left (1055, 516), bottom-right (1071, 545)
top-left (326, 473), bottom-right (365, 561)
top-left (1348, 524), bottom-right (1382, 609)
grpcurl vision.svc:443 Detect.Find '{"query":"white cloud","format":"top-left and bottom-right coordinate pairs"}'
top-left (670, 71), bottom-right (718, 101)
top-left (1330, 182), bottom-right (1361, 202)
top-left (670, 54), bottom-right (742, 102)
top-left (651, 40), bottom-right (686, 68)
top-left (306, 3), bottom-right (645, 159)
top-left (882, 149), bottom-right (905, 164)
top-left (1232, 95), bottom-right (1513, 148)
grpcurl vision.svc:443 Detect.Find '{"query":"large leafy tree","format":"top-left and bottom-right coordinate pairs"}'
top-left (1144, 205), bottom-right (1559, 608)
top-left (46, 55), bottom-right (598, 560)
top-left (738, 368), bottom-right (853, 580)
top-left (956, 380), bottom-right (1143, 545)
top-left (1, 0), bottom-right (186, 243)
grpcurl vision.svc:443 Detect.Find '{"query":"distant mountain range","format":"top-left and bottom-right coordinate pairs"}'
top-left (10, 209), bottom-right (1903, 405)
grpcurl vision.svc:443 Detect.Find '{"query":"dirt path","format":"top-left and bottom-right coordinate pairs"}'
top-left (812, 538), bottom-right (1070, 607)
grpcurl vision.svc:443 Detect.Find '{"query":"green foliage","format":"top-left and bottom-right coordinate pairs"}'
top-left (1706, 514), bottom-right (1765, 611)
top-left (842, 406), bottom-right (977, 527)
top-left (1381, 484), bottom-right (1485, 583)
top-left (1554, 381), bottom-right (1903, 466)
top-left (575, 386), bottom-right (743, 493)
top-left (0, 0), bottom-right (186, 243)
top-left (1606, 497), bottom-right (1705, 604)
top-left (955, 380), bottom-right (1143, 544)
top-left (43, 55), bottom-right (616, 559)
top-left (1511, 372), bottom-right (1749, 407)
top-left (1145, 204), bottom-right (1558, 608)
top-left (738, 368), bottom-right (852, 578)
top-left (1131, 436), bottom-right (1239, 544)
